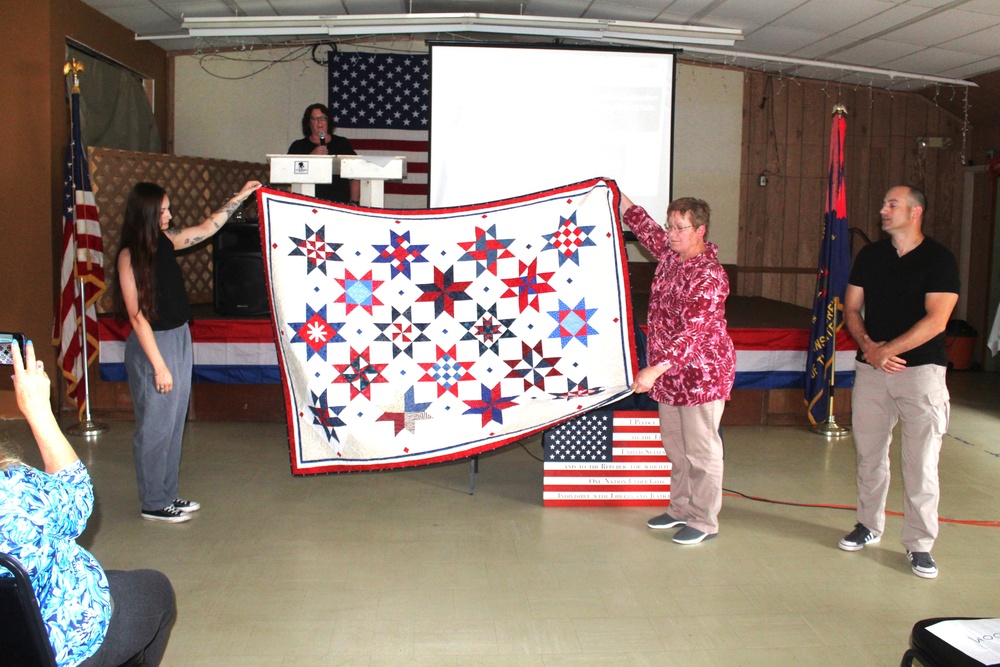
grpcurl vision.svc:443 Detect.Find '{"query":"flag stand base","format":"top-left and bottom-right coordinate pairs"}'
top-left (67, 419), bottom-right (109, 438)
top-left (811, 417), bottom-right (850, 438)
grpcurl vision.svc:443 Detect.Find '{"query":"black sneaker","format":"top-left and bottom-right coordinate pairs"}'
top-left (141, 506), bottom-right (191, 523)
top-left (907, 550), bottom-right (938, 579)
top-left (672, 526), bottom-right (716, 545)
top-left (838, 523), bottom-right (881, 551)
top-left (647, 512), bottom-right (686, 530)
top-left (172, 498), bottom-right (201, 513)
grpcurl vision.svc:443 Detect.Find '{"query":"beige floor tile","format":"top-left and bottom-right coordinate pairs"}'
top-left (4, 370), bottom-right (996, 664)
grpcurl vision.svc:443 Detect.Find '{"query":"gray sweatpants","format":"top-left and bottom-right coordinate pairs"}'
top-left (124, 324), bottom-right (192, 511)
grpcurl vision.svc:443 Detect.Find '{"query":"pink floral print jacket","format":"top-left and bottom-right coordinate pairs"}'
top-left (625, 205), bottom-right (736, 406)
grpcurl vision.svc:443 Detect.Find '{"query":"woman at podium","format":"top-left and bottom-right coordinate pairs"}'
top-left (287, 103), bottom-right (361, 204)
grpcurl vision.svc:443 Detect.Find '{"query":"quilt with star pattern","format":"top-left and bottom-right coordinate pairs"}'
top-left (258, 178), bottom-right (638, 474)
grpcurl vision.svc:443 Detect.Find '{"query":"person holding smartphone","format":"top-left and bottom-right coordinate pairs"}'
top-left (1, 340), bottom-right (176, 666)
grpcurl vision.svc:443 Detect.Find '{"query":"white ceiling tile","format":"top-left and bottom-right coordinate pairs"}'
top-left (584, 2), bottom-right (661, 22)
top-left (831, 39), bottom-right (924, 68)
top-left (836, 3), bottom-right (927, 39)
top-left (885, 46), bottom-right (985, 75)
top-left (964, 0), bottom-right (1000, 16)
top-left (788, 34), bottom-right (858, 60)
top-left (881, 9), bottom-right (1000, 47)
top-left (263, 1), bottom-right (350, 14)
top-left (938, 21), bottom-right (1000, 56)
top-left (739, 25), bottom-right (827, 55)
top-left (894, 0), bottom-right (965, 8)
top-left (705, 0), bottom-right (810, 24)
top-left (652, 13), bottom-right (748, 31)
top-left (525, 0), bottom-right (592, 17)
top-left (774, 0), bottom-right (894, 34)
top-left (936, 54), bottom-right (1000, 79)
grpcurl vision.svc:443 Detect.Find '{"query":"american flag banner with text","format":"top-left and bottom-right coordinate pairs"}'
top-left (54, 84), bottom-right (105, 419)
top-left (329, 52), bottom-right (428, 209)
top-left (543, 410), bottom-right (670, 507)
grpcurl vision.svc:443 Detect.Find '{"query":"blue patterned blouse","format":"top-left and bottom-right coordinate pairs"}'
top-left (1, 459), bottom-right (111, 667)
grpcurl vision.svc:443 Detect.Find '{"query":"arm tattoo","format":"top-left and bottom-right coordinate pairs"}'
top-left (183, 234), bottom-right (206, 247)
top-left (217, 200), bottom-right (240, 217)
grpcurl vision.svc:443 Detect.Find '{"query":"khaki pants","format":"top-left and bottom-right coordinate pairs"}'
top-left (658, 400), bottom-right (726, 534)
top-left (851, 362), bottom-right (950, 553)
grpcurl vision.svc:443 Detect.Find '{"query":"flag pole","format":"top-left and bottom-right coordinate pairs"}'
top-left (63, 59), bottom-right (108, 438)
top-left (66, 275), bottom-right (108, 438)
top-left (810, 295), bottom-right (850, 437)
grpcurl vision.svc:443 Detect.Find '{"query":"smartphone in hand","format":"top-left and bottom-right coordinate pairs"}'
top-left (0, 333), bottom-right (28, 366)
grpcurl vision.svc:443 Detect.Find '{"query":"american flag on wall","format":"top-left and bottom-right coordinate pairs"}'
top-left (328, 52), bottom-right (428, 209)
top-left (543, 411), bottom-right (670, 507)
top-left (54, 78), bottom-right (105, 420)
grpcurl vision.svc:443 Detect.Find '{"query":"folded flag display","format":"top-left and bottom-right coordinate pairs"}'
top-left (543, 410), bottom-right (670, 506)
top-left (257, 178), bottom-right (638, 474)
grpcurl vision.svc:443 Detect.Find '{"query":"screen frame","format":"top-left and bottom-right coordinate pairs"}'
top-left (427, 41), bottom-right (677, 214)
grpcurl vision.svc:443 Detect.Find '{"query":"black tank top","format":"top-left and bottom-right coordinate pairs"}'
top-left (151, 233), bottom-right (191, 331)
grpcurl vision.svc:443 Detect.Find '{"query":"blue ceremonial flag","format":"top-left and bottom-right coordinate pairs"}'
top-left (805, 112), bottom-right (852, 425)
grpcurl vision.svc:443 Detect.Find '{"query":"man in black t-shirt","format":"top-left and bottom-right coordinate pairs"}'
top-left (838, 185), bottom-right (959, 579)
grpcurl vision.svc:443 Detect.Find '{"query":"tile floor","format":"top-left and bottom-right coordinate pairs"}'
top-left (3, 371), bottom-right (999, 666)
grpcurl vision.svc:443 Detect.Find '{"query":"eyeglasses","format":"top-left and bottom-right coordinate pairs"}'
top-left (309, 115), bottom-right (329, 122)
top-left (666, 224), bottom-right (694, 234)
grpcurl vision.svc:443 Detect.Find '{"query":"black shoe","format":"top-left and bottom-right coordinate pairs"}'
top-left (839, 523), bottom-right (880, 551)
top-left (647, 512), bottom-right (686, 530)
top-left (141, 506), bottom-right (191, 523)
top-left (672, 526), bottom-right (716, 545)
top-left (172, 498), bottom-right (201, 513)
top-left (907, 550), bottom-right (938, 579)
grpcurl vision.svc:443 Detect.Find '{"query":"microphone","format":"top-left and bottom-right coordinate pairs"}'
top-left (318, 131), bottom-right (326, 145)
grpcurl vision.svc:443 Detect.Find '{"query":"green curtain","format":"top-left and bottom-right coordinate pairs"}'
top-left (66, 43), bottom-right (161, 152)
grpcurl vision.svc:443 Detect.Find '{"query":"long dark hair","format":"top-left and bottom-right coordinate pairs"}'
top-left (112, 182), bottom-right (166, 322)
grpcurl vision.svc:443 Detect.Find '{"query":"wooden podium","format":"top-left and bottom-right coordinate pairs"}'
top-left (267, 154), bottom-right (406, 207)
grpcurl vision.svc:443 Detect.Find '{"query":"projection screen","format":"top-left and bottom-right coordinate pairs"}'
top-left (429, 43), bottom-right (676, 215)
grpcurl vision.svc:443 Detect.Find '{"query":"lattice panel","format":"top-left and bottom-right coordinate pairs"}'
top-left (89, 148), bottom-right (269, 313)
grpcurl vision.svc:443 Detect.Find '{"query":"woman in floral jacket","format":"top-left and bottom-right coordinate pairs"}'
top-left (621, 193), bottom-right (736, 545)
top-left (1, 340), bottom-right (175, 666)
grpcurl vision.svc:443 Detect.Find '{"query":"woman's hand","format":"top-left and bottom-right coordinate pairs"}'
top-left (237, 180), bottom-right (262, 201)
top-left (311, 145), bottom-right (329, 156)
top-left (11, 340), bottom-right (51, 424)
top-left (155, 367), bottom-right (174, 394)
top-left (631, 364), bottom-right (669, 393)
top-left (11, 340), bottom-right (79, 472)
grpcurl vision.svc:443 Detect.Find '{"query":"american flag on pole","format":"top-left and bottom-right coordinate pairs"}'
top-left (805, 111), bottom-right (852, 426)
top-left (543, 411), bottom-right (670, 507)
top-left (328, 52), bottom-right (428, 209)
top-left (54, 76), bottom-right (105, 420)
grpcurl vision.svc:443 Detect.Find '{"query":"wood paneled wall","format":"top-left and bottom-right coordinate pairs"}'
top-left (737, 71), bottom-right (965, 309)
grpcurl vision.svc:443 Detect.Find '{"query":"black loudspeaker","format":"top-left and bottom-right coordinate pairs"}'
top-left (213, 222), bottom-right (269, 316)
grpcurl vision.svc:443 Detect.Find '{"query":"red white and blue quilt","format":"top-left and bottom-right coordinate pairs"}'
top-left (258, 178), bottom-right (638, 474)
